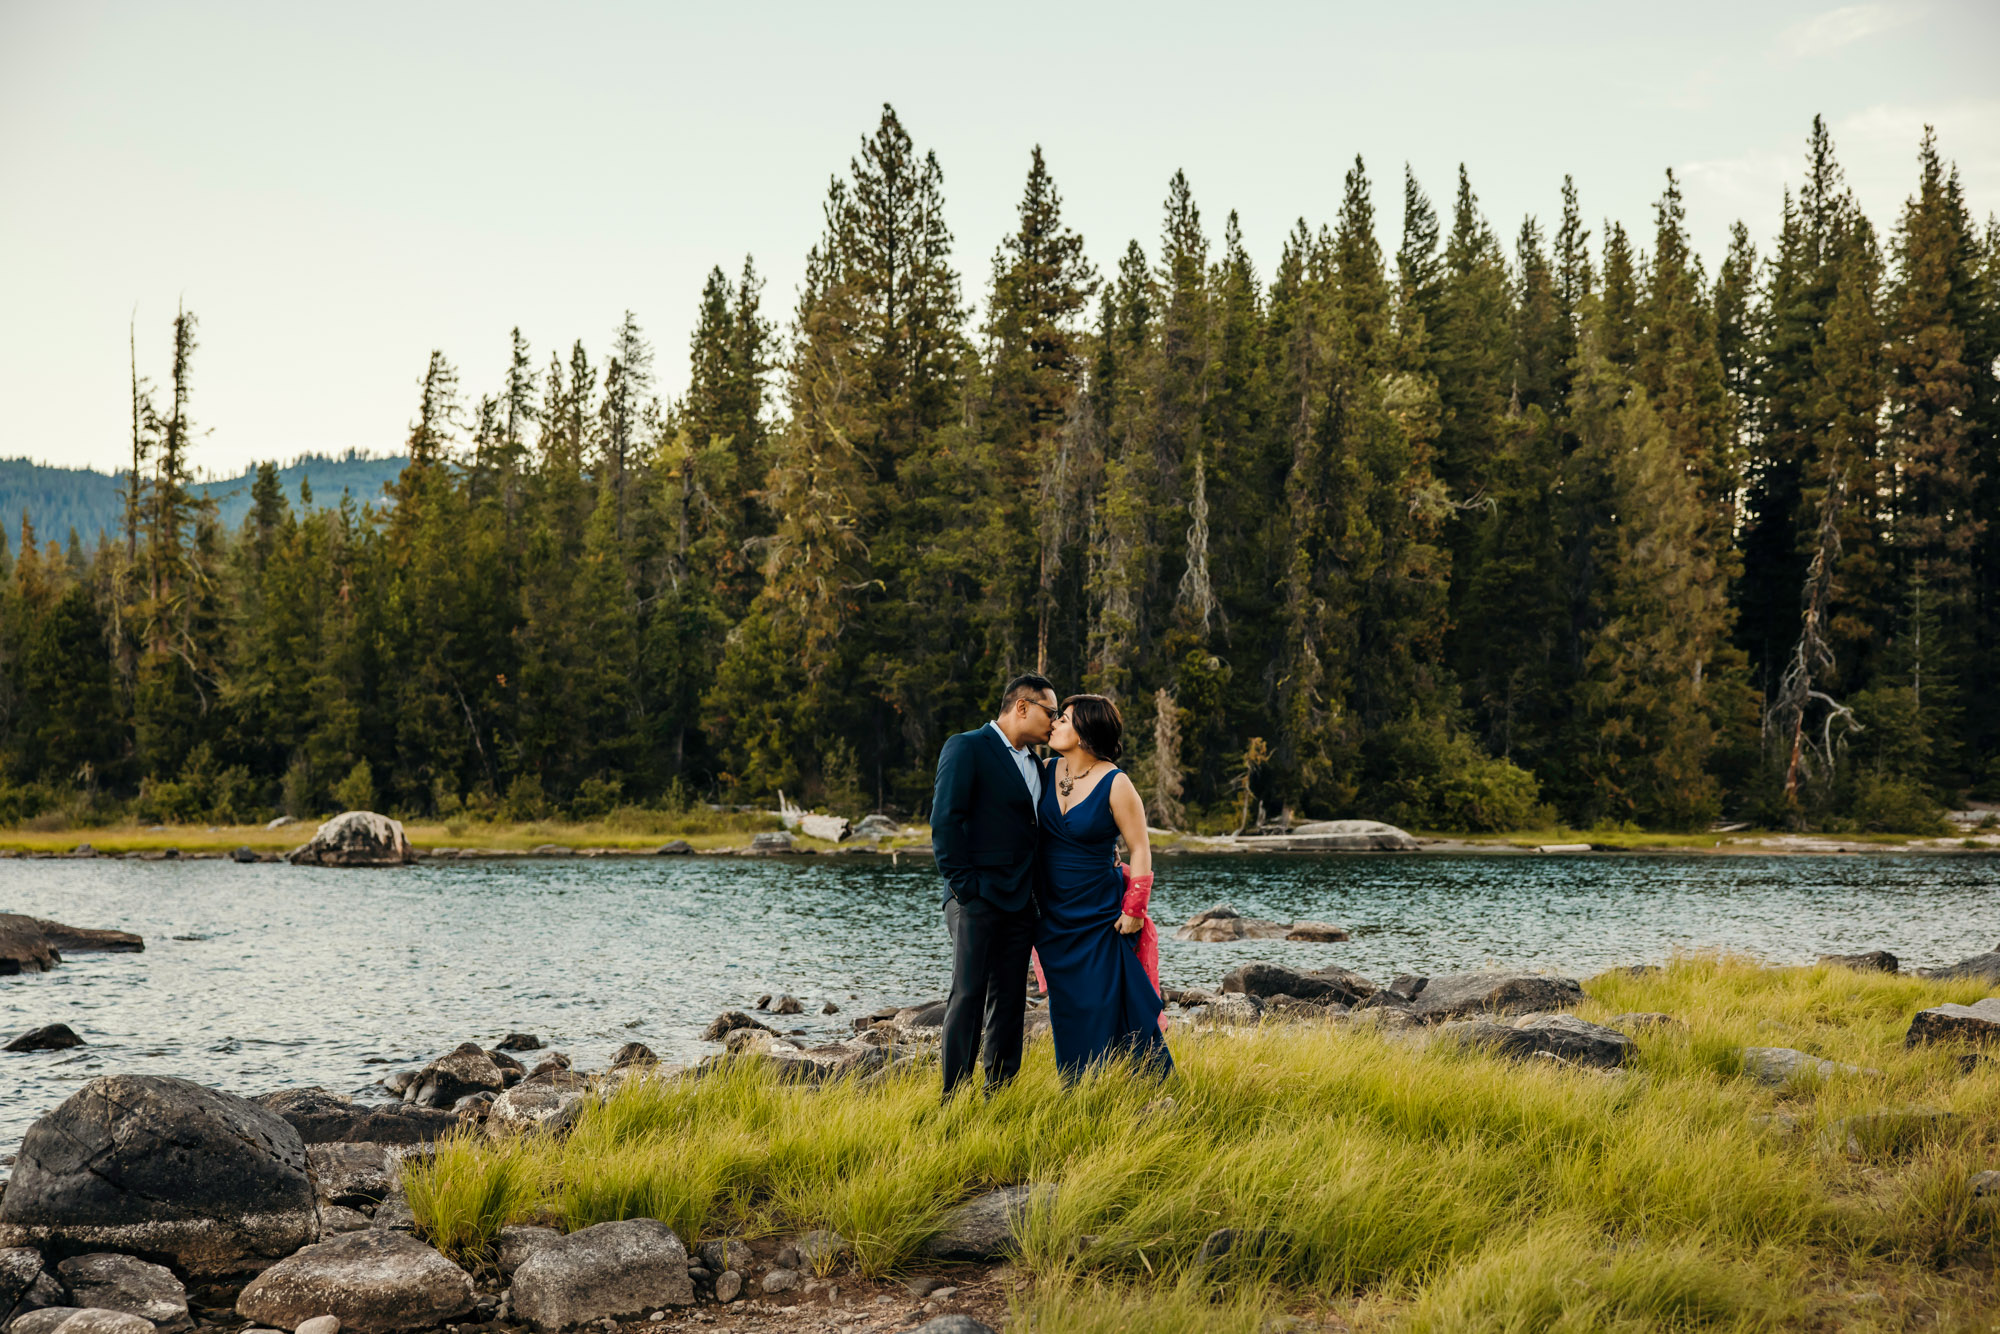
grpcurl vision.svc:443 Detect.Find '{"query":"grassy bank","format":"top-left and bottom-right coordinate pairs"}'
top-left (406, 957), bottom-right (2000, 1331)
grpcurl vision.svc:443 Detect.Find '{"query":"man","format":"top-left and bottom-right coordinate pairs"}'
top-left (930, 673), bottom-right (1059, 1097)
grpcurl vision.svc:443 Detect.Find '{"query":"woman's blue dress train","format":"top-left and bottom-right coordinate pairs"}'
top-left (1033, 763), bottom-right (1172, 1083)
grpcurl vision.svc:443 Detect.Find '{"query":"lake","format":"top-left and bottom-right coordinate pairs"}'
top-left (4, 852), bottom-right (1996, 1154)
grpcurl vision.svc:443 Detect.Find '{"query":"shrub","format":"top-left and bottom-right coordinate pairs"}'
top-left (1369, 712), bottom-right (1545, 832)
top-left (331, 759), bottom-right (376, 813)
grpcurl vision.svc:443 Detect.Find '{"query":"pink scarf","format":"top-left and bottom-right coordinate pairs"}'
top-left (1032, 864), bottom-right (1166, 1031)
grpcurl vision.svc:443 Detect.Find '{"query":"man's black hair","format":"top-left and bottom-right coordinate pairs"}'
top-left (999, 673), bottom-right (1057, 713)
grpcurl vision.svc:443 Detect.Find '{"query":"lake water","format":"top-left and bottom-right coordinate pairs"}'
top-left (4, 852), bottom-right (1996, 1154)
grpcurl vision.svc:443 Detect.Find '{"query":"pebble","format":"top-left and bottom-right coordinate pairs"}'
top-left (714, 1270), bottom-right (743, 1303)
top-left (297, 1319), bottom-right (341, 1334)
top-left (762, 1267), bottom-right (801, 1293)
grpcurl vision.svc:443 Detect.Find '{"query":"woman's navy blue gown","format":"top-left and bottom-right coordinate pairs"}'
top-left (1034, 764), bottom-right (1173, 1083)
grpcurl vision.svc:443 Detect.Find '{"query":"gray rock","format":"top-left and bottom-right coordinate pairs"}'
top-left (713, 1270), bottom-right (742, 1303)
top-left (855, 814), bottom-right (900, 837)
top-left (0, 1074), bottom-right (318, 1276)
top-left (1819, 1107), bottom-right (1962, 1158)
top-left (267, 814), bottom-right (299, 830)
top-left (903, 1318), bottom-right (996, 1334)
top-left (510, 1218), bottom-right (694, 1330)
top-left (452, 1091), bottom-right (495, 1115)
top-left (702, 1011), bottom-right (773, 1042)
top-left (1174, 904), bottom-right (1289, 942)
top-left (1740, 1047), bottom-right (1876, 1086)
top-left (748, 831), bottom-right (794, 854)
top-left (1606, 1012), bottom-right (1679, 1030)
top-left (1435, 1013), bottom-right (1635, 1069)
top-left (1905, 998), bottom-right (2000, 1047)
top-left (496, 1033), bottom-right (543, 1051)
top-left (296, 1317), bottom-right (341, 1334)
top-left (1283, 922), bottom-right (1351, 942)
top-left (789, 1229), bottom-right (848, 1272)
top-left (319, 1204), bottom-right (372, 1234)
top-left (496, 1224), bottom-right (561, 1276)
top-left (822, 1000), bottom-right (840, 1015)
top-left (55, 1253), bottom-right (191, 1333)
top-left (1221, 961), bottom-right (1376, 1005)
top-left (10, 1311), bottom-right (157, 1334)
top-left (1387, 975), bottom-right (1428, 1001)
top-left (0, 1246), bottom-right (43, 1310)
top-left (5, 1023), bottom-right (83, 1052)
top-left (1407, 971), bottom-right (1584, 1021)
top-left (229, 845), bottom-right (259, 863)
top-left (611, 1042), bottom-right (658, 1068)
top-left (307, 1142), bottom-right (397, 1205)
top-left (286, 811), bottom-right (416, 867)
top-left (487, 1079), bottom-right (590, 1139)
top-left (0, 915), bottom-right (61, 974)
top-left (1190, 993), bottom-right (1266, 1026)
top-left (260, 1089), bottom-right (458, 1147)
top-left (10, 916), bottom-right (144, 954)
top-left (403, 1043), bottom-right (505, 1108)
top-left (1969, 1170), bottom-right (2000, 1199)
top-left (697, 1239), bottom-right (750, 1272)
top-left (1918, 950), bottom-right (2000, 986)
top-left (922, 1184), bottom-right (1055, 1260)
top-left (370, 1187), bottom-right (415, 1232)
top-left (654, 840), bottom-right (694, 855)
top-left (760, 1268), bottom-right (799, 1293)
top-left (10, 1270), bottom-right (65, 1318)
top-left (1819, 950), bottom-right (1898, 973)
top-left (773, 995), bottom-right (804, 1016)
top-left (236, 1229), bottom-right (474, 1334)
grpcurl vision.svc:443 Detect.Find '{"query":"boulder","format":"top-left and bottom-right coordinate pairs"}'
top-left (1918, 949), bottom-right (2000, 986)
top-left (11, 917), bottom-right (144, 955)
top-left (798, 813), bottom-right (850, 842)
top-left (1407, 971), bottom-right (1584, 1022)
top-left (320, 1204), bottom-right (372, 1233)
top-left (1284, 921), bottom-right (1351, 942)
top-left (10, 1311), bottom-right (157, 1334)
top-left (0, 1246), bottom-right (44, 1311)
top-left (1174, 904), bottom-right (1289, 942)
top-left (773, 995), bottom-right (804, 1016)
top-left (6, 1023), bottom-right (84, 1052)
top-left (496, 1033), bottom-right (543, 1051)
top-left (53, 1253), bottom-right (191, 1333)
top-left (610, 1042), bottom-right (657, 1068)
top-left (904, 1319), bottom-right (995, 1334)
top-left (254, 1088), bottom-right (459, 1146)
top-left (403, 1043), bottom-right (505, 1107)
top-left (486, 1075), bottom-right (590, 1139)
top-left (855, 814), bottom-right (901, 837)
top-left (1741, 1047), bottom-right (1876, 1085)
top-left (286, 812), bottom-right (417, 868)
top-left (307, 1142), bottom-right (397, 1205)
top-left (236, 1229), bottom-right (475, 1334)
top-left (1819, 950), bottom-right (1898, 973)
top-left (748, 831), bottom-right (794, 854)
top-left (0, 1074), bottom-right (318, 1276)
top-left (1435, 1013), bottom-right (1635, 1069)
top-left (266, 814), bottom-right (299, 830)
top-left (0, 916), bottom-right (62, 975)
top-left (922, 1184), bottom-right (1056, 1260)
top-left (653, 840), bottom-right (694, 855)
top-left (1190, 993), bottom-right (1266, 1026)
top-left (1906, 998), bottom-right (2000, 1047)
top-left (496, 1224), bottom-right (561, 1276)
top-left (1221, 961), bottom-right (1377, 1005)
top-left (510, 1218), bottom-right (695, 1330)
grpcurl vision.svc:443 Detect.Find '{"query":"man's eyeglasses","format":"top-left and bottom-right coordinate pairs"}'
top-left (1023, 700), bottom-right (1059, 721)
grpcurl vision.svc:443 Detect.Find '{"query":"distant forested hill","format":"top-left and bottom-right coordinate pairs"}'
top-left (0, 452), bottom-right (407, 546)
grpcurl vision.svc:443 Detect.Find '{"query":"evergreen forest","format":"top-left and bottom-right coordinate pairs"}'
top-left (2, 109), bottom-right (1995, 835)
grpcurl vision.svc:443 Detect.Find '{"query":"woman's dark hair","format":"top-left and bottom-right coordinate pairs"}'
top-left (1061, 694), bottom-right (1124, 762)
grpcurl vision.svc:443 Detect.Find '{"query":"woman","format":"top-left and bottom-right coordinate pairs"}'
top-left (1033, 694), bottom-right (1172, 1083)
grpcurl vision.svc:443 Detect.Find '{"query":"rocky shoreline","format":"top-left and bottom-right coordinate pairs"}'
top-left (6, 894), bottom-right (2000, 1333)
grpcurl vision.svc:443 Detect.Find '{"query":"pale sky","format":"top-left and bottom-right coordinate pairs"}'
top-left (3, 0), bottom-right (1996, 476)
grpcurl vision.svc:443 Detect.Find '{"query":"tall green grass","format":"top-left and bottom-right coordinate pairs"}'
top-left (406, 956), bottom-right (2000, 1327)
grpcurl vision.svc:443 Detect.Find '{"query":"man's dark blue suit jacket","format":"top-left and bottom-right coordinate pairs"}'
top-left (931, 724), bottom-right (1038, 913)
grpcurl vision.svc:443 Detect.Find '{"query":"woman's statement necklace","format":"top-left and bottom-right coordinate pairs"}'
top-left (1058, 757), bottom-right (1097, 799)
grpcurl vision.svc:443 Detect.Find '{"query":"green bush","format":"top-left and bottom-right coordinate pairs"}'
top-left (1370, 712), bottom-right (1546, 832)
top-left (1841, 772), bottom-right (1948, 835)
top-left (331, 759), bottom-right (377, 813)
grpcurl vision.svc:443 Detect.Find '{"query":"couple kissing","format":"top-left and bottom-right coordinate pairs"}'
top-left (930, 674), bottom-right (1173, 1097)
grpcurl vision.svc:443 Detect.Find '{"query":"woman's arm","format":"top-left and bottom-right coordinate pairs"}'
top-left (1108, 772), bottom-right (1152, 933)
